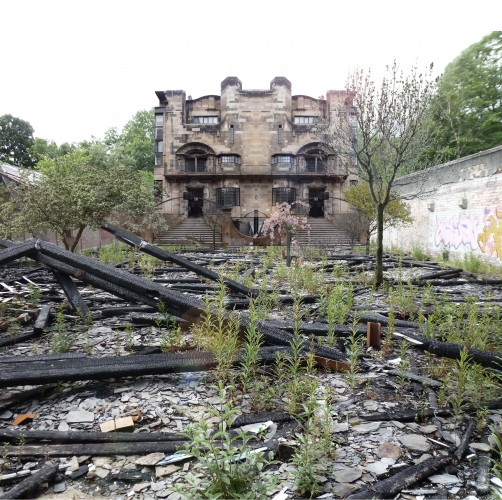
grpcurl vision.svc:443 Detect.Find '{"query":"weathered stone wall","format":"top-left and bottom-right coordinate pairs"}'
top-left (154, 77), bottom-right (357, 220)
top-left (383, 145), bottom-right (502, 264)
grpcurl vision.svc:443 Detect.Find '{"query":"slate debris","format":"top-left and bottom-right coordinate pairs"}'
top-left (0, 240), bottom-right (501, 498)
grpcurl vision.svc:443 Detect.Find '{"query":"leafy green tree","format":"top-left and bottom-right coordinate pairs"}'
top-left (430, 31), bottom-right (502, 161)
top-left (316, 62), bottom-right (435, 286)
top-left (343, 182), bottom-right (412, 254)
top-left (1, 149), bottom-right (162, 251)
top-left (0, 114), bottom-right (36, 167)
top-left (113, 110), bottom-right (154, 171)
top-left (29, 138), bottom-right (76, 162)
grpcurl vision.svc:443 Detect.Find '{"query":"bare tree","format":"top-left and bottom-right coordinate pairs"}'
top-left (315, 62), bottom-right (436, 286)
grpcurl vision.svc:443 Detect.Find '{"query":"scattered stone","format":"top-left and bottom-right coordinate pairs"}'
top-left (332, 421), bottom-right (349, 433)
top-left (52, 481), bottom-right (67, 493)
top-left (419, 424), bottom-right (437, 434)
top-left (156, 465), bottom-right (181, 478)
top-left (365, 460), bottom-right (391, 476)
top-left (95, 467), bottom-right (110, 479)
top-left (352, 421), bottom-right (382, 433)
top-left (69, 465), bottom-right (89, 480)
top-left (375, 442), bottom-right (401, 460)
top-left (428, 473), bottom-right (461, 485)
top-left (66, 410), bottom-right (94, 423)
top-left (136, 453), bottom-right (165, 466)
top-left (57, 421), bottom-right (69, 432)
top-left (399, 434), bottom-right (430, 452)
top-left (333, 467), bottom-right (362, 483)
top-left (469, 442), bottom-right (491, 452)
top-left (133, 482), bottom-right (150, 492)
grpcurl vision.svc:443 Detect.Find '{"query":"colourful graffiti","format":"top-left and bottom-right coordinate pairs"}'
top-left (477, 207), bottom-right (502, 261)
top-left (434, 214), bottom-right (480, 250)
top-left (432, 207), bottom-right (502, 262)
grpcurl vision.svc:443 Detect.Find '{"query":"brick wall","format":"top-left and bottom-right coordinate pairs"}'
top-left (383, 145), bottom-right (502, 264)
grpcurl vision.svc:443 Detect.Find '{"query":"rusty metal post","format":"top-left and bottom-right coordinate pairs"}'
top-left (366, 322), bottom-right (381, 348)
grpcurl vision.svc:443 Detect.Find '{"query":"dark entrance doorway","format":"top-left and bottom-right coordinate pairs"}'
top-left (308, 188), bottom-right (325, 218)
top-left (187, 188), bottom-right (204, 218)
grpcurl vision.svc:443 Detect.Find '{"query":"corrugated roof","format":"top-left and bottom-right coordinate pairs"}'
top-left (0, 163), bottom-right (41, 185)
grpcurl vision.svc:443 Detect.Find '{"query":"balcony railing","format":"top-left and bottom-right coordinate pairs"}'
top-left (271, 163), bottom-right (348, 176)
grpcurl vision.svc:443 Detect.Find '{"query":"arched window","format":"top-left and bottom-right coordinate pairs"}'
top-left (175, 143), bottom-right (215, 173)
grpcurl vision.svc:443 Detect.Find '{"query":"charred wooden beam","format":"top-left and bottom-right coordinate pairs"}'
top-left (0, 240), bottom-right (37, 267)
top-left (394, 330), bottom-right (502, 370)
top-left (52, 270), bottom-right (90, 316)
top-left (1, 461), bottom-right (59, 499)
top-left (33, 304), bottom-right (52, 334)
top-left (0, 428), bottom-right (187, 444)
top-left (346, 455), bottom-right (453, 499)
top-left (0, 347), bottom-right (289, 388)
top-left (4, 441), bottom-right (188, 457)
top-left (102, 224), bottom-right (258, 297)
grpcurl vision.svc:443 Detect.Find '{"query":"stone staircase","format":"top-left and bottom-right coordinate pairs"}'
top-left (154, 218), bottom-right (222, 247)
top-left (294, 217), bottom-right (356, 249)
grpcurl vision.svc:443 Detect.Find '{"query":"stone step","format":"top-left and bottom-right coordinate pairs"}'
top-left (154, 218), bottom-right (222, 246)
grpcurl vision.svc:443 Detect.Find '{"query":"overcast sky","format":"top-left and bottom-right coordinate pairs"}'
top-left (0, 0), bottom-right (499, 145)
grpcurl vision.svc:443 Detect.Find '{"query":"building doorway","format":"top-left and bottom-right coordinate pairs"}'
top-left (308, 188), bottom-right (325, 218)
top-left (187, 188), bottom-right (204, 218)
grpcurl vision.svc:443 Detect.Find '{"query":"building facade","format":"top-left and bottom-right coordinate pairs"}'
top-left (153, 77), bottom-right (357, 236)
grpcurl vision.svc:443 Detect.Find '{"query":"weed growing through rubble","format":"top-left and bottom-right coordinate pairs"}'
top-left (191, 280), bottom-right (240, 384)
top-left (124, 323), bottom-right (134, 351)
top-left (321, 281), bottom-right (353, 348)
top-left (172, 385), bottom-right (277, 499)
top-left (397, 340), bottom-right (410, 388)
top-left (49, 306), bottom-right (75, 353)
top-left (490, 423), bottom-right (502, 496)
top-left (382, 300), bottom-right (395, 356)
top-left (291, 390), bottom-right (336, 498)
top-left (444, 349), bottom-right (500, 425)
top-left (240, 301), bottom-right (263, 394)
top-left (345, 318), bottom-right (363, 391)
top-left (26, 284), bottom-right (41, 307)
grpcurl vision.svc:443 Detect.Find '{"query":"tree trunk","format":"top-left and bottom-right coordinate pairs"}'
top-left (70, 225), bottom-right (86, 253)
top-left (285, 229), bottom-right (292, 267)
top-left (375, 204), bottom-right (385, 287)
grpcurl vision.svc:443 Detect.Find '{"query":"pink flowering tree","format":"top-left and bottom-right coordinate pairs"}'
top-left (262, 202), bottom-right (309, 267)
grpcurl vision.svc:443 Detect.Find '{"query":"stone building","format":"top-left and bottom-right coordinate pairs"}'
top-left (153, 77), bottom-right (357, 244)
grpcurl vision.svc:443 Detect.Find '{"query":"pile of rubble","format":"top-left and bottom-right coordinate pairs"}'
top-left (0, 228), bottom-right (501, 499)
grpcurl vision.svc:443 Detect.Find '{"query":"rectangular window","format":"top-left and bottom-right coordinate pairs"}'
top-left (155, 114), bottom-right (163, 126)
top-left (193, 116), bottom-right (218, 124)
top-left (154, 180), bottom-right (163, 199)
top-left (273, 155), bottom-right (292, 164)
top-left (216, 187), bottom-right (240, 207)
top-left (229, 125), bottom-right (234, 144)
top-left (294, 116), bottom-right (318, 124)
top-left (155, 141), bottom-right (164, 153)
top-left (272, 187), bottom-right (296, 204)
top-left (219, 155), bottom-right (238, 163)
top-left (278, 124), bottom-right (283, 145)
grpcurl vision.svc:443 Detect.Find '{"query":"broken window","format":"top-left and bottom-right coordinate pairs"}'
top-left (216, 187), bottom-right (240, 207)
top-left (272, 187), bottom-right (296, 204)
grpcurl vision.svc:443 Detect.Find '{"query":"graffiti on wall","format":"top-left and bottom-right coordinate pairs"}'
top-left (431, 207), bottom-right (502, 261)
top-left (477, 207), bottom-right (502, 260)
